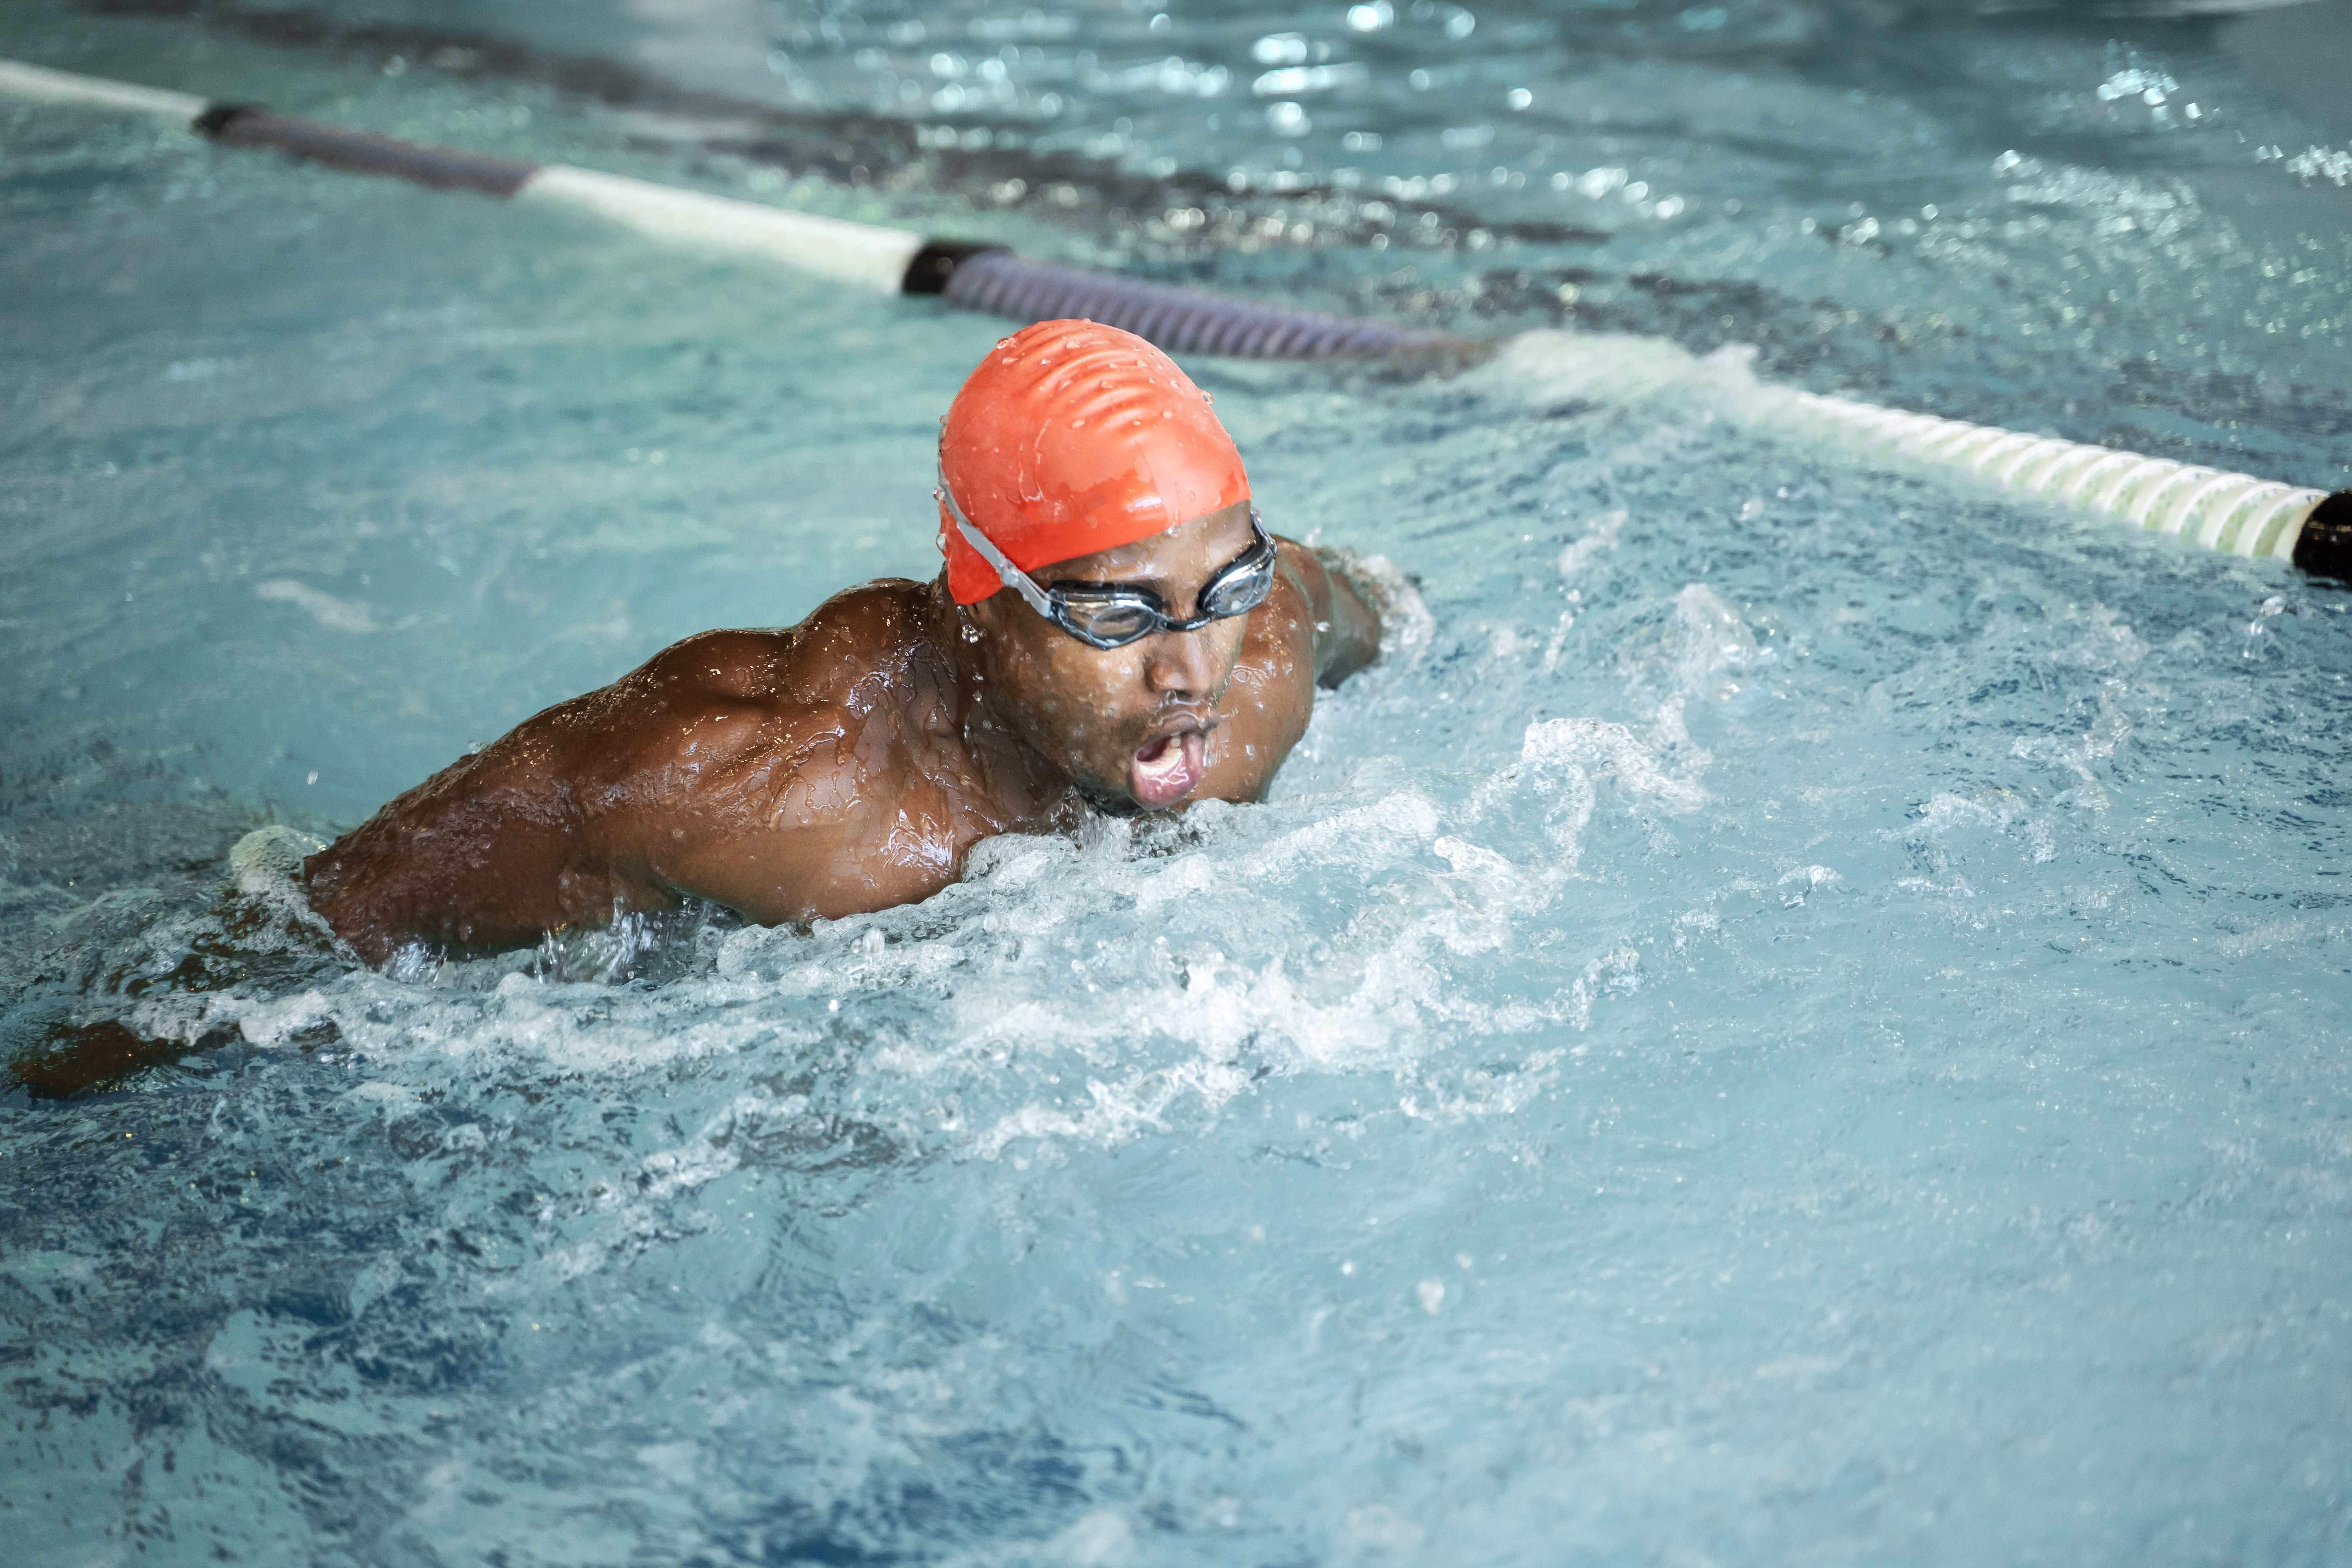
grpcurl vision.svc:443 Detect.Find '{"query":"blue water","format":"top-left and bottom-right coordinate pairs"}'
top-left (4, 1), bottom-right (2351, 1563)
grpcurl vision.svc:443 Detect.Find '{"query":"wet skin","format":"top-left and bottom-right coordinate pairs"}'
top-left (305, 503), bottom-right (1384, 964)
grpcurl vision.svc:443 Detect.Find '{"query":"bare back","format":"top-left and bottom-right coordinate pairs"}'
top-left (305, 541), bottom-right (1374, 962)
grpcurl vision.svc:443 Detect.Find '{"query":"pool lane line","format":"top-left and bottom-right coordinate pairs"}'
top-left (1769, 394), bottom-right (2345, 577)
top-left (5, 55), bottom-right (2346, 581)
top-left (0, 58), bottom-right (1450, 351)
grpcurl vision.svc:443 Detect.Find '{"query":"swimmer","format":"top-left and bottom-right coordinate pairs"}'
top-left (305, 320), bottom-right (1388, 963)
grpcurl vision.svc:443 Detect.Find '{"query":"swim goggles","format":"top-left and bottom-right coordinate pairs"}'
top-left (937, 466), bottom-right (1278, 651)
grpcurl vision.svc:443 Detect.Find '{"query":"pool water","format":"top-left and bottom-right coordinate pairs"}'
top-left (4, 1), bottom-right (2351, 1563)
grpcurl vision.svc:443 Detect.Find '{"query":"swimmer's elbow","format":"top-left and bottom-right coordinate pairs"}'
top-left (1316, 637), bottom-right (1379, 689)
top-left (1290, 541), bottom-right (1385, 687)
top-left (1315, 588), bottom-right (1385, 687)
top-left (301, 851), bottom-right (426, 967)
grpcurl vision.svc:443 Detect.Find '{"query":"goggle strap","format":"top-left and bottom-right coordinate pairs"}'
top-left (938, 472), bottom-right (1057, 620)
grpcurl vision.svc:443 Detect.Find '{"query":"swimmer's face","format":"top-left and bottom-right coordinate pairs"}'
top-left (966, 500), bottom-right (1256, 810)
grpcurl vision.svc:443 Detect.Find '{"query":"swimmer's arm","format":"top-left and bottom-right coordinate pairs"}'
top-left (1276, 539), bottom-right (1382, 688)
top-left (305, 630), bottom-right (854, 962)
top-left (303, 681), bottom-right (676, 964)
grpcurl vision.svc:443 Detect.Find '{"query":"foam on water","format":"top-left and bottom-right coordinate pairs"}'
top-left (4, 1), bottom-right (2351, 1563)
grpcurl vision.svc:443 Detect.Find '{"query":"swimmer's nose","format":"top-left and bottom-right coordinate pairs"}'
top-left (1142, 624), bottom-right (1219, 700)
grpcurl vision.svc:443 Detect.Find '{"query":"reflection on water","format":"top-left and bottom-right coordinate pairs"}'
top-left (2, 0), bottom-right (2350, 1563)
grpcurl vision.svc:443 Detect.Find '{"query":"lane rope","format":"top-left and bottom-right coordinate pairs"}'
top-left (1775, 392), bottom-right (2340, 568)
top-left (5, 55), bottom-right (2343, 581)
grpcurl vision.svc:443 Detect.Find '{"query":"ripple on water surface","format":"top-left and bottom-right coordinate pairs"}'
top-left (3, 0), bottom-right (2351, 1563)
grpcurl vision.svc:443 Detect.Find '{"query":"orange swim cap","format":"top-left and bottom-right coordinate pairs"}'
top-left (938, 319), bottom-right (1250, 605)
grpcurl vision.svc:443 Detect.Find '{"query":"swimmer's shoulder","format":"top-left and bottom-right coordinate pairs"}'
top-left (1264, 537), bottom-right (1381, 690)
top-left (768, 578), bottom-right (939, 706)
top-left (1238, 538), bottom-right (1323, 678)
top-left (613, 579), bottom-right (935, 710)
top-left (590, 579), bottom-right (942, 795)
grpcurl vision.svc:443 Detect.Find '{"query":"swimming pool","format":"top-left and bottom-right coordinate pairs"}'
top-left (4, 0), bottom-right (2350, 1562)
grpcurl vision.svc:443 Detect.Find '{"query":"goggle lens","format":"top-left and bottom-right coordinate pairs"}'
top-left (1200, 554), bottom-right (1275, 619)
top-left (1059, 599), bottom-right (1162, 645)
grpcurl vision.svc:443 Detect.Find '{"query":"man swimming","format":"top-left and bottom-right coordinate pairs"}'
top-left (303, 320), bottom-right (1388, 963)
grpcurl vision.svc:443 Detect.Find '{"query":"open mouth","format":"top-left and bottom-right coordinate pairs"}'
top-left (1129, 728), bottom-right (1207, 808)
